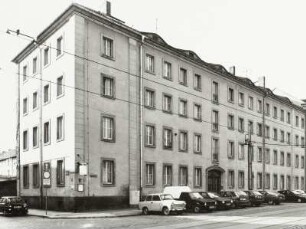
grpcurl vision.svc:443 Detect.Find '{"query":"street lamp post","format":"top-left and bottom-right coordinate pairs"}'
top-left (245, 132), bottom-right (253, 190)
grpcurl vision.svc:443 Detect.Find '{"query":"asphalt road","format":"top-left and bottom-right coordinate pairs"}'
top-left (2, 203), bottom-right (306, 229)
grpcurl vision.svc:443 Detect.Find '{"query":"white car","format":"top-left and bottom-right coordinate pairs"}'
top-left (139, 193), bottom-right (186, 215)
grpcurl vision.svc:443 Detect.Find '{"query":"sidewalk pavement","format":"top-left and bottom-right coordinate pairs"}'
top-left (28, 208), bottom-right (142, 219)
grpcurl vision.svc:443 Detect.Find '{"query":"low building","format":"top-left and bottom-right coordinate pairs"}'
top-left (0, 149), bottom-right (17, 196)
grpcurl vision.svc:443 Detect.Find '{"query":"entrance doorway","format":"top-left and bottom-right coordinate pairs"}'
top-left (207, 170), bottom-right (222, 193)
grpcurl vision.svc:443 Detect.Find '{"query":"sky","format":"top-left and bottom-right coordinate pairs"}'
top-left (0, 0), bottom-right (306, 151)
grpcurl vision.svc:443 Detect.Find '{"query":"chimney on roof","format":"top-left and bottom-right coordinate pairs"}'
top-left (106, 1), bottom-right (111, 16)
top-left (229, 66), bottom-right (236, 76)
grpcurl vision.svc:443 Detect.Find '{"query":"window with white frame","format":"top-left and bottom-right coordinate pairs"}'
top-left (145, 125), bottom-right (155, 147)
top-left (296, 116), bottom-right (299, 127)
top-left (101, 116), bottom-right (115, 141)
top-left (194, 134), bottom-right (201, 153)
top-left (228, 140), bottom-right (235, 159)
top-left (193, 104), bottom-right (201, 120)
top-left (179, 131), bottom-right (188, 152)
top-left (280, 151), bottom-right (285, 166)
top-left (23, 130), bottom-right (28, 151)
top-left (212, 110), bottom-right (219, 131)
top-left (257, 123), bottom-right (262, 136)
top-left (43, 84), bottom-right (50, 104)
top-left (43, 121), bottom-right (50, 144)
top-left (273, 174), bottom-right (278, 190)
top-left (194, 167), bottom-right (202, 187)
top-left (101, 75), bottom-right (114, 98)
top-left (194, 74), bottom-right (201, 91)
top-left (212, 138), bottom-right (219, 162)
top-left (273, 150), bottom-right (278, 165)
top-left (32, 57), bottom-right (37, 74)
top-left (163, 94), bottom-right (172, 113)
top-left (163, 165), bottom-right (172, 186)
top-left (258, 147), bottom-right (263, 162)
top-left (146, 54), bottom-right (154, 73)
top-left (238, 143), bottom-right (245, 160)
top-left (179, 166), bottom-right (188, 186)
top-left (56, 115), bottom-right (64, 141)
top-left (265, 125), bottom-right (270, 139)
top-left (238, 92), bottom-right (244, 106)
top-left (257, 99), bottom-right (262, 113)
top-left (265, 103), bottom-right (270, 116)
top-left (102, 160), bottom-right (115, 185)
top-left (273, 106), bottom-right (278, 119)
top-left (238, 171), bottom-right (245, 188)
top-left (287, 112), bottom-right (291, 124)
top-left (228, 88), bottom-right (234, 103)
top-left (144, 88), bottom-right (155, 108)
top-left (145, 163), bottom-right (155, 185)
top-left (238, 117), bottom-right (244, 133)
top-left (56, 36), bottom-right (63, 56)
top-left (33, 126), bottom-right (38, 148)
top-left (23, 65), bottom-right (27, 82)
top-left (248, 120), bottom-right (254, 134)
top-left (163, 61), bottom-right (171, 79)
top-left (280, 130), bottom-right (285, 142)
top-left (280, 109), bottom-right (284, 121)
top-left (228, 114), bottom-right (234, 130)
top-left (103, 36), bottom-right (113, 58)
top-left (212, 81), bottom-right (219, 103)
top-left (23, 97), bottom-right (28, 115)
top-left (163, 127), bottom-right (173, 149)
top-left (179, 68), bottom-right (187, 86)
top-left (273, 128), bottom-right (278, 141)
top-left (44, 47), bottom-right (49, 66)
top-left (33, 91), bottom-right (38, 110)
top-left (287, 132), bottom-right (291, 144)
top-left (179, 99), bottom-right (187, 117)
top-left (265, 148), bottom-right (270, 164)
top-left (248, 96), bottom-right (253, 110)
top-left (57, 76), bottom-right (64, 97)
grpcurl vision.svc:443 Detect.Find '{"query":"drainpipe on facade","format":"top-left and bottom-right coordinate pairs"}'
top-left (16, 64), bottom-right (21, 197)
top-left (139, 35), bottom-right (145, 198)
top-left (262, 76), bottom-right (266, 191)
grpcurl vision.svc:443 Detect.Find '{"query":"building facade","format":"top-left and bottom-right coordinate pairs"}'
top-left (12, 3), bottom-right (306, 210)
top-left (0, 149), bottom-right (17, 196)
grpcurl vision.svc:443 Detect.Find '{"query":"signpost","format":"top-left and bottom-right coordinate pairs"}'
top-left (43, 163), bottom-right (51, 215)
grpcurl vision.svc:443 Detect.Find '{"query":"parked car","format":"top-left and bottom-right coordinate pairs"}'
top-left (0, 196), bottom-right (28, 216)
top-left (219, 191), bottom-right (250, 208)
top-left (163, 186), bottom-right (217, 213)
top-left (244, 190), bottom-right (264, 206)
top-left (199, 192), bottom-right (233, 210)
top-left (139, 193), bottom-right (186, 215)
top-left (278, 190), bottom-right (306, 203)
top-left (258, 191), bottom-right (282, 205)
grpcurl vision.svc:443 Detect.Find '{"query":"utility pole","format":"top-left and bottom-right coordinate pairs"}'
top-left (262, 76), bottom-right (266, 191)
top-left (245, 130), bottom-right (253, 190)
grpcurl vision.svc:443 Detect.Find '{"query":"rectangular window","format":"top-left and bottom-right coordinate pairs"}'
top-left (43, 121), bottom-right (50, 144)
top-left (296, 116), bottom-right (299, 127)
top-left (228, 114), bottom-right (234, 130)
top-left (302, 156), bottom-right (305, 169)
top-left (33, 91), bottom-right (38, 110)
top-left (163, 61), bottom-right (172, 80)
top-left (265, 174), bottom-right (270, 189)
top-left (228, 170), bottom-right (235, 188)
top-left (265, 103), bottom-right (270, 116)
top-left (280, 151), bottom-right (285, 166)
top-left (295, 177), bottom-right (299, 190)
top-left (238, 171), bottom-right (245, 188)
top-left (163, 127), bottom-right (173, 149)
top-left (23, 165), bottom-right (29, 188)
top-left (248, 120), bottom-right (254, 134)
top-left (257, 173), bottom-right (262, 189)
top-left (287, 176), bottom-right (291, 190)
top-left (44, 47), bottom-right (49, 66)
top-left (101, 116), bottom-right (115, 141)
top-left (228, 141), bottom-right (235, 159)
top-left (302, 177), bottom-right (305, 190)
top-left (280, 130), bottom-right (285, 142)
top-left (179, 131), bottom-right (188, 152)
top-left (193, 104), bottom-right (201, 121)
top-left (265, 149), bottom-right (270, 164)
top-left (32, 57), bottom-right (37, 74)
top-left (56, 115), bottom-right (64, 141)
top-left (56, 76), bottom-right (64, 97)
top-left (23, 65), bottom-right (27, 82)
top-left (257, 99), bottom-right (262, 113)
top-left (23, 97), bottom-right (28, 115)
top-left (179, 68), bottom-right (187, 86)
top-left (103, 37), bottom-right (113, 58)
top-left (145, 125), bottom-right (155, 147)
top-left (287, 132), bottom-right (291, 144)
top-left (212, 110), bottom-right (219, 132)
top-left (146, 54), bottom-right (154, 73)
top-left (212, 138), bottom-right (219, 162)
top-left (212, 81), bottom-right (219, 103)
top-left (265, 125), bottom-right (270, 139)
top-left (295, 155), bottom-right (299, 168)
top-left (23, 130), bottom-right (28, 151)
top-left (248, 96), bottom-right (254, 110)
top-left (102, 160), bottom-right (115, 185)
top-left (257, 123), bottom-right (262, 136)
top-left (228, 88), bottom-right (234, 103)
top-left (287, 112), bottom-right (291, 124)
top-left (280, 109), bottom-right (284, 121)
top-left (238, 143), bottom-right (245, 160)
top-left (258, 147), bottom-right (263, 162)
top-left (194, 74), bottom-right (201, 91)
top-left (273, 128), bottom-right (278, 141)
top-left (146, 163), bottom-right (155, 185)
top-left (43, 84), bottom-right (50, 104)
top-left (273, 174), bottom-right (278, 190)
top-left (33, 126), bottom-right (38, 148)
top-left (144, 88), bottom-right (155, 108)
top-left (194, 134), bottom-right (201, 153)
top-left (102, 76), bottom-right (114, 98)
top-left (163, 165), bottom-right (172, 186)
top-left (295, 135), bottom-right (299, 146)
top-left (273, 150), bottom-right (278, 165)
top-left (302, 137), bottom-right (305, 147)
top-left (33, 164), bottom-right (39, 188)
top-left (273, 106), bottom-right (278, 119)
top-left (302, 118), bottom-right (305, 129)
top-left (56, 36), bottom-right (63, 56)
top-left (238, 92), bottom-right (244, 106)
top-left (179, 166), bottom-right (188, 186)
top-left (238, 117), bottom-right (244, 133)
top-left (56, 160), bottom-right (65, 186)
top-left (287, 153), bottom-right (291, 167)
top-left (163, 94), bottom-right (172, 113)
top-left (280, 175), bottom-right (284, 190)
top-left (179, 99), bottom-right (187, 117)
top-left (194, 167), bottom-right (202, 187)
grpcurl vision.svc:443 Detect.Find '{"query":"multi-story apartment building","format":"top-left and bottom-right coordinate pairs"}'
top-left (12, 3), bottom-right (306, 210)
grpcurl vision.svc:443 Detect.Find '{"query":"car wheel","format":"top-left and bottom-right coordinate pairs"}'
top-left (297, 198), bottom-right (302, 203)
top-left (162, 207), bottom-right (170, 216)
top-left (142, 207), bottom-right (149, 215)
top-left (193, 206), bottom-right (200, 213)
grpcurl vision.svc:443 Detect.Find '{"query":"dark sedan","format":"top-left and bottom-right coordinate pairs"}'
top-left (0, 196), bottom-right (28, 216)
top-left (259, 191), bottom-right (282, 205)
top-left (219, 191), bottom-right (250, 208)
top-left (278, 190), bottom-right (306, 203)
top-left (199, 192), bottom-right (233, 210)
top-left (244, 191), bottom-right (264, 207)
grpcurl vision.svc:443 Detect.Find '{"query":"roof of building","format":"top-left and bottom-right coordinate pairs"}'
top-left (11, 3), bottom-right (305, 112)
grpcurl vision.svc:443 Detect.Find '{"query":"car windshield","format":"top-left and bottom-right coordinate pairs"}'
top-left (208, 193), bottom-right (220, 198)
top-left (160, 194), bottom-right (174, 200)
top-left (266, 191), bottom-right (277, 195)
top-left (292, 190), bottom-right (303, 195)
top-left (252, 191), bottom-right (261, 195)
top-left (190, 192), bottom-right (203, 199)
top-left (235, 191), bottom-right (247, 196)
